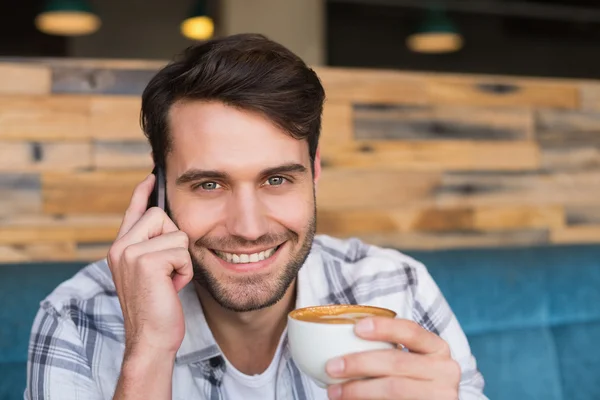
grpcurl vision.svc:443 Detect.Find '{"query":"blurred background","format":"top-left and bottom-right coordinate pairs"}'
top-left (2, 0), bottom-right (600, 399)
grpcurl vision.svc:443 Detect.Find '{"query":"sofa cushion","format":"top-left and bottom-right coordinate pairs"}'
top-left (0, 362), bottom-right (26, 400)
top-left (468, 327), bottom-right (563, 400)
top-left (411, 243), bottom-right (600, 335)
top-left (552, 321), bottom-right (600, 400)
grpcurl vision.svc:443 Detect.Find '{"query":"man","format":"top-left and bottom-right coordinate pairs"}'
top-left (25, 33), bottom-right (486, 400)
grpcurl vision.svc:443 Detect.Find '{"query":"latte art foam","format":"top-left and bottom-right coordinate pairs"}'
top-left (290, 305), bottom-right (396, 324)
top-left (320, 312), bottom-right (374, 321)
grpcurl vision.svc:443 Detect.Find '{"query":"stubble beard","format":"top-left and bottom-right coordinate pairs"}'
top-left (189, 208), bottom-right (317, 313)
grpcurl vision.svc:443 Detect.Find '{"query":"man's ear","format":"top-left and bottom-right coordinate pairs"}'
top-left (313, 146), bottom-right (322, 186)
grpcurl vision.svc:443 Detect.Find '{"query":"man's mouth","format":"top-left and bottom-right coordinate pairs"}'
top-left (212, 244), bottom-right (282, 264)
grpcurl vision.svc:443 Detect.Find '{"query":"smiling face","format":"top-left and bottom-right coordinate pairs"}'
top-left (164, 100), bottom-right (320, 312)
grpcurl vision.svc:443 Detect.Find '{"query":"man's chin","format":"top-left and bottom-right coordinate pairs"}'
top-left (191, 248), bottom-right (297, 312)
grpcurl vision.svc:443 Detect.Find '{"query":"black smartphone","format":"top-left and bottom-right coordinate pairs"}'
top-left (148, 165), bottom-right (166, 211)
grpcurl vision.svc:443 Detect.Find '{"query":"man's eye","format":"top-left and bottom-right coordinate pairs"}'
top-left (265, 176), bottom-right (286, 186)
top-left (199, 182), bottom-right (221, 191)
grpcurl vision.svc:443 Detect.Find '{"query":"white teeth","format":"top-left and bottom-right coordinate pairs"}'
top-left (215, 246), bottom-right (279, 264)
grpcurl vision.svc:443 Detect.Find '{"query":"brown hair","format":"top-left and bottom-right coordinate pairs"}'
top-left (140, 33), bottom-right (326, 171)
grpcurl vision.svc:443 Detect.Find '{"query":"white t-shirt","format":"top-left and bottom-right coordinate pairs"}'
top-left (221, 334), bottom-right (286, 400)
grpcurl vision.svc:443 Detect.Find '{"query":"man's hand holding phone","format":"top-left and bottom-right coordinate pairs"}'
top-left (108, 173), bottom-right (193, 400)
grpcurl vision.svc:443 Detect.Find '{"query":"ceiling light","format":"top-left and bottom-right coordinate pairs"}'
top-left (407, 9), bottom-right (463, 54)
top-left (181, 1), bottom-right (214, 41)
top-left (35, 0), bottom-right (101, 36)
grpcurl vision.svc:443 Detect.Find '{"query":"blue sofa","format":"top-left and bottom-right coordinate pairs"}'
top-left (3, 243), bottom-right (600, 399)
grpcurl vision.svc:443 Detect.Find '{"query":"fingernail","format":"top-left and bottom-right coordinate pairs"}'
top-left (328, 384), bottom-right (342, 400)
top-left (326, 357), bottom-right (345, 376)
top-left (355, 318), bottom-right (374, 335)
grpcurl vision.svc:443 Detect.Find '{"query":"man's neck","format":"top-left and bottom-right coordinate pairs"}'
top-left (194, 281), bottom-right (297, 376)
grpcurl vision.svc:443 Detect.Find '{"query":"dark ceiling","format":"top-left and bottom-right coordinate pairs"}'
top-left (3, 0), bottom-right (600, 78)
top-left (327, 0), bottom-right (600, 78)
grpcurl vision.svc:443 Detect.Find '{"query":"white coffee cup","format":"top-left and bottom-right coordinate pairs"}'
top-left (287, 304), bottom-right (397, 388)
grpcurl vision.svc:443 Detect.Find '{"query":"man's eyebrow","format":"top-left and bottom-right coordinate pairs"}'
top-left (260, 163), bottom-right (307, 177)
top-left (175, 163), bottom-right (308, 186)
top-left (176, 170), bottom-right (230, 185)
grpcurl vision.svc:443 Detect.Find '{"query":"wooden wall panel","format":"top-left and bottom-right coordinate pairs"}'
top-left (0, 95), bottom-right (90, 140)
top-left (323, 141), bottom-right (540, 171)
top-left (0, 142), bottom-right (91, 171)
top-left (355, 104), bottom-right (534, 141)
top-left (0, 174), bottom-right (41, 218)
top-left (426, 76), bottom-right (579, 109)
top-left (42, 171), bottom-right (146, 215)
top-left (2, 60), bottom-right (600, 261)
top-left (93, 141), bottom-right (152, 169)
top-left (436, 171), bottom-right (600, 207)
top-left (0, 63), bottom-right (51, 95)
top-left (359, 229), bottom-right (550, 251)
top-left (315, 67), bottom-right (428, 104)
top-left (90, 97), bottom-right (145, 140)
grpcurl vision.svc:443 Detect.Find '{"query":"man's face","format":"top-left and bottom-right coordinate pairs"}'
top-left (165, 100), bottom-right (320, 312)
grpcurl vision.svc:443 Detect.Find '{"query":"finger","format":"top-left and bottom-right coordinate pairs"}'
top-left (122, 231), bottom-right (190, 259)
top-left (354, 317), bottom-right (450, 356)
top-left (138, 247), bottom-right (193, 292)
top-left (117, 174), bottom-right (156, 240)
top-left (326, 349), bottom-right (441, 381)
top-left (120, 207), bottom-right (180, 248)
top-left (329, 376), bottom-right (451, 400)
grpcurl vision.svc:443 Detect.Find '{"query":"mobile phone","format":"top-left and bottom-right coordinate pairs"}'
top-left (148, 165), bottom-right (166, 211)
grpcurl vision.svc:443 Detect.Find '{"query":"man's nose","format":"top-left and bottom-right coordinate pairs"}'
top-left (225, 188), bottom-right (269, 242)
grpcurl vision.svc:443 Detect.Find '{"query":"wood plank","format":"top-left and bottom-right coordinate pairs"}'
top-left (580, 84), bottom-right (600, 112)
top-left (318, 169), bottom-right (439, 210)
top-left (42, 171), bottom-right (147, 214)
top-left (0, 142), bottom-right (91, 172)
top-left (536, 109), bottom-right (600, 148)
top-left (436, 171), bottom-right (600, 207)
top-left (473, 205), bottom-right (564, 230)
top-left (0, 246), bottom-right (30, 262)
top-left (317, 207), bottom-right (472, 235)
top-left (0, 95), bottom-right (90, 140)
top-left (357, 229), bottom-right (549, 251)
top-left (355, 104), bottom-right (534, 141)
top-left (0, 243), bottom-right (76, 262)
top-left (52, 67), bottom-right (156, 95)
top-left (0, 57), bottom-right (166, 71)
top-left (0, 63), bottom-right (51, 95)
top-left (323, 141), bottom-right (540, 171)
top-left (0, 174), bottom-right (41, 217)
top-left (93, 141), bottom-right (152, 169)
top-left (0, 215), bottom-right (122, 245)
top-left (321, 102), bottom-right (354, 155)
top-left (565, 205), bottom-right (600, 225)
top-left (89, 96), bottom-right (145, 140)
top-left (426, 76), bottom-right (579, 109)
top-left (317, 205), bottom-right (564, 236)
top-left (76, 243), bottom-right (112, 261)
top-left (314, 67), bottom-right (427, 104)
top-left (541, 148), bottom-right (600, 171)
top-left (551, 226), bottom-right (600, 245)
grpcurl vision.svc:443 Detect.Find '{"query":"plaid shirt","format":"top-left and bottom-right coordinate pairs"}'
top-left (25, 235), bottom-right (487, 399)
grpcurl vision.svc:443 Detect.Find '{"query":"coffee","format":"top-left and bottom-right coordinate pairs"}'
top-left (290, 305), bottom-right (396, 324)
